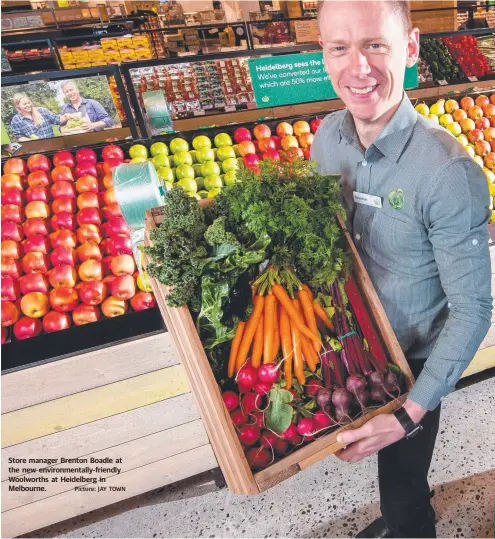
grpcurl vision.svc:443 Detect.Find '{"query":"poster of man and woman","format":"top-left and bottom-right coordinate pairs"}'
top-left (1, 75), bottom-right (122, 145)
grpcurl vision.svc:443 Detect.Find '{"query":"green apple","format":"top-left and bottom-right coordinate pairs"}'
top-left (173, 151), bottom-right (193, 167)
top-left (216, 145), bottom-right (236, 161)
top-left (177, 178), bottom-right (197, 193)
top-left (192, 135), bottom-right (212, 151)
top-left (150, 142), bottom-right (169, 156)
top-left (204, 174), bottom-right (223, 191)
top-left (129, 144), bottom-right (148, 159)
top-left (196, 147), bottom-right (215, 163)
top-left (224, 170), bottom-right (236, 186)
top-left (151, 154), bottom-right (170, 169)
top-left (189, 150), bottom-right (198, 163)
top-left (197, 190), bottom-right (209, 199)
top-left (214, 133), bottom-right (233, 148)
top-left (175, 164), bottom-right (195, 180)
top-left (201, 161), bottom-right (221, 177)
top-left (164, 181), bottom-right (174, 191)
top-left (193, 164), bottom-right (203, 176)
top-left (208, 188), bottom-right (222, 198)
top-left (169, 137), bottom-right (189, 154)
top-left (157, 166), bottom-right (175, 183)
top-left (222, 158), bottom-right (239, 173)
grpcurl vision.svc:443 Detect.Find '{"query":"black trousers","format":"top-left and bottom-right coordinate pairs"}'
top-left (378, 359), bottom-right (441, 538)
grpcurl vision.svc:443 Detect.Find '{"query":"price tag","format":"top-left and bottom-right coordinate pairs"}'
top-left (468, 76), bottom-right (478, 82)
top-left (224, 105), bottom-right (236, 112)
top-left (193, 110), bottom-right (206, 116)
top-left (438, 80), bottom-right (448, 86)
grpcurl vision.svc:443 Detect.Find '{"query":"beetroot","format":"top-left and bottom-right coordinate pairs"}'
top-left (346, 373), bottom-right (367, 395)
top-left (385, 371), bottom-right (400, 395)
top-left (222, 391), bottom-right (239, 411)
top-left (239, 425), bottom-right (260, 446)
top-left (281, 423), bottom-right (298, 440)
top-left (332, 387), bottom-right (352, 409)
top-left (247, 446), bottom-right (271, 468)
top-left (297, 418), bottom-right (315, 437)
top-left (316, 388), bottom-right (333, 410)
top-left (354, 389), bottom-right (370, 410)
top-left (305, 379), bottom-right (323, 398)
top-left (260, 430), bottom-right (277, 448)
top-left (231, 408), bottom-right (248, 426)
top-left (370, 385), bottom-right (387, 403)
top-left (335, 407), bottom-right (352, 424)
top-left (258, 363), bottom-right (279, 384)
top-left (242, 392), bottom-right (261, 414)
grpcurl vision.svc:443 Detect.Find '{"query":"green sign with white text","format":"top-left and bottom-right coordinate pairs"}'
top-left (248, 52), bottom-right (418, 108)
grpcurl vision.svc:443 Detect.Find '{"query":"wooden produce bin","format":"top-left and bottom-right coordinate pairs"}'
top-left (410, 0), bottom-right (458, 33)
top-left (144, 207), bottom-right (415, 496)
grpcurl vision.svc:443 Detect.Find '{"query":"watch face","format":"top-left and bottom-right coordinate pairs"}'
top-left (406, 425), bottom-right (423, 439)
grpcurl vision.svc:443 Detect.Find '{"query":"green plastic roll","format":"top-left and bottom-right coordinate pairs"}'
top-left (113, 161), bottom-right (165, 230)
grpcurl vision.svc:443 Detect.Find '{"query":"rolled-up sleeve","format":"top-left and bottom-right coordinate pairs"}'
top-left (409, 157), bottom-right (493, 410)
top-left (88, 100), bottom-right (113, 128)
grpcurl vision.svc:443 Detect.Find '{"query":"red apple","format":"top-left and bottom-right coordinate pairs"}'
top-left (475, 140), bottom-right (491, 157)
top-left (1, 276), bottom-right (20, 301)
top-left (76, 148), bottom-right (97, 164)
top-left (2, 188), bottom-right (23, 206)
top-left (77, 242), bottom-right (103, 262)
top-left (50, 246), bottom-right (77, 267)
top-left (21, 252), bottom-right (50, 274)
top-left (77, 192), bottom-right (99, 210)
top-left (75, 175), bottom-right (99, 194)
top-left (2, 300), bottom-right (20, 327)
top-left (103, 217), bottom-right (130, 238)
top-left (27, 154), bottom-right (50, 173)
top-left (130, 291), bottom-right (156, 311)
top-left (77, 208), bottom-right (101, 227)
top-left (50, 212), bottom-right (76, 231)
top-left (270, 136), bottom-right (282, 151)
top-left (48, 265), bottom-right (77, 288)
top-left (101, 296), bottom-right (127, 317)
top-left (281, 135), bottom-right (299, 151)
top-left (262, 150), bottom-right (281, 161)
top-left (467, 129), bottom-right (484, 144)
top-left (102, 255), bottom-right (113, 275)
top-left (51, 181), bottom-right (75, 199)
top-left (49, 229), bottom-right (77, 250)
top-left (78, 259), bottom-right (103, 282)
top-left (49, 287), bottom-right (79, 312)
top-left (103, 174), bottom-right (113, 190)
top-left (2, 173), bottom-right (23, 191)
top-left (103, 188), bottom-right (117, 206)
top-left (74, 161), bottom-right (97, 179)
top-left (310, 118), bottom-right (322, 133)
top-left (2, 221), bottom-right (23, 242)
top-left (253, 124), bottom-right (271, 141)
top-left (468, 106), bottom-right (483, 121)
top-left (1, 240), bottom-right (22, 259)
top-left (25, 185), bottom-right (49, 203)
top-left (1, 257), bottom-right (21, 279)
top-left (258, 137), bottom-right (277, 153)
top-left (78, 280), bottom-right (107, 305)
top-left (243, 153), bottom-right (260, 169)
top-left (27, 170), bottom-right (49, 188)
top-left (25, 201), bottom-right (50, 219)
top-left (475, 117), bottom-right (490, 131)
top-left (298, 132), bottom-right (314, 148)
top-left (103, 274), bottom-right (116, 287)
top-left (19, 273), bottom-right (49, 295)
top-left (77, 224), bottom-right (102, 244)
top-left (53, 151), bottom-right (75, 168)
top-left (483, 104), bottom-right (495, 119)
top-left (282, 147), bottom-right (304, 162)
top-left (233, 127), bottom-right (252, 143)
top-left (483, 127), bottom-right (495, 142)
top-left (475, 95), bottom-right (490, 108)
top-left (484, 152), bottom-right (495, 169)
top-left (72, 304), bottom-right (100, 325)
top-left (100, 238), bottom-right (112, 256)
top-left (111, 274), bottom-right (136, 300)
top-left (110, 254), bottom-right (135, 276)
top-left (23, 235), bottom-right (50, 255)
top-left (237, 141), bottom-right (256, 157)
top-left (108, 236), bottom-right (132, 256)
top-left (20, 291), bottom-right (49, 318)
top-left (13, 316), bottom-right (42, 340)
top-left (276, 122), bottom-right (293, 137)
top-left (52, 197), bottom-right (75, 214)
top-left (293, 120), bottom-right (311, 136)
top-left (2, 204), bottom-right (24, 223)
top-left (3, 158), bottom-right (27, 176)
top-left (51, 166), bottom-right (74, 183)
top-left (101, 144), bottom-right (124, 163)
top-left (42, 311), bottom-right (71, 333)
top-left (101, 203), bottom-right (122, 220)
top-left (23, 217), bottom-right (50, 237)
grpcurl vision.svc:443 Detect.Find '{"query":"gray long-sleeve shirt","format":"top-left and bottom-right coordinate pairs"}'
top-left (311, 94), bottom-right (493, 410)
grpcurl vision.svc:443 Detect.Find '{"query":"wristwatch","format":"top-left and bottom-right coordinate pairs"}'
top-left (393, 407), bottom-right (423, 439)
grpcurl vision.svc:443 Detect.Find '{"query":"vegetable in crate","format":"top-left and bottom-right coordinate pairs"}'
top-left (420, 38), bottom-right (462, 81)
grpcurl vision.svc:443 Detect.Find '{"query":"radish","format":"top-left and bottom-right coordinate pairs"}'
top-left (252, 411), bottom-right (265, 428)
top-left (247, 446), bottom-right (271, 468)
top-left (297, 418), bottom-right (315, 437)
top-left (242, 392), bottom-right (261, 414)
top-left (237, 363), bottom-right (258, 391)
top-left (316, 388), bottom-right (333, 410)
top-left (230, 409), bottom-right (248, 426)
top-left (222, 391), bottom-right (239, 411)
top-left (281, 423), bottom-right (298, 440)
top-left (274, 438), bottom-right (289, 455)
top-left (291, 434), bottom-right (303, 445)
top-left (305, 379), bottom-right (323, 398)
top-left (254, 381), bottom-right (272, 395)
top-left (260, 430), bottom-right (278, 448)
top-left (239, 425), bottom-right (260, 446)
top-left (313, 410), bottom-right (336, 429)
top-left (258, 363), bottom-right (279, 383)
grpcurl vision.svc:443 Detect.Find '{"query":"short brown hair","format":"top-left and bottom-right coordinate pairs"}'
top-left (318, 1), bottom-right (412, 34)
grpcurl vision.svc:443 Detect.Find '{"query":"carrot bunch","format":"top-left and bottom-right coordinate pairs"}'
top-left (227, 268), bottom-right (335, 389)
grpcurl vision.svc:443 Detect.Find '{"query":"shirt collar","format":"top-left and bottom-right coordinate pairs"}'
top-left (339, 94), bottom-right (418, 162)
top-left (69, 97), bottom-right (88, 107)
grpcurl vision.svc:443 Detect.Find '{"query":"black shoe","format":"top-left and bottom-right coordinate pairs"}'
top-left (355, 517), bottom-right (394, 538)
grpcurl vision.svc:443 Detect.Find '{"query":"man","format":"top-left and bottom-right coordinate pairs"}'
top-left (60, 80), bottom-right (113, 132)
top-left (311, 2), bottom-right (492, 537)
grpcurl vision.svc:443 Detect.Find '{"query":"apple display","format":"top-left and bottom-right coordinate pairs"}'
top-left (78, 259), bottom-right (103, 282)
top-left (76, 148), bottom-right (97, 164)
top-left (77, 192), bottom-right (99, 210)
top-left (20, 291), bottom-right (49, 318)
top-left (53, 151), bottom-right (75, 168)
top-left (2, 204), bottom-right (24, 223)
top-left (281, 135), bottom-right (299, 151)
top-left (169, 138), bottom-right (189, 154)
top-left (1, 257), bottom-right (21, 279)
top-left (298, 132), bottom-right (314, 148)
top-left (25, 201), bottom-right (50, 219)
top-left (48, 265), bottom-right (78, 288)
top-left (214, 133), bottom-right (233, 148)
top-left (103, 188), bottom-right (117, 206)
top-left (50, 246), bottom-right (77, 267)
top-left (75, 175), bottom-right (99, 194)
top-left (102, 256), bottom-right (113, 275)
top-left (52, 196), bottom-right (76, 214)
top-left (77, 207), bottom-right (102, 227)
top-left (1, 276), bottom-right (20, 302)
top-left (50, 211), bottom-right (76, 231)
top-left (51, 166), bottom-right (74, 183)
top-left (222, 158), bottom-right (238, 173)
top-left (27, 170), bottom-right (49, 188)
top-left (49, 287), bottom-right (79, 312)
top-left (475, 140), bottom-right (491, 157)
top-left (72, 304), bottom-right (100, 325)
top-left (77, 242), bottom-right (103, 262)
top-left (21, 252), bottom-right (50, 274)
top-left (262, 150), bottom-right (281, 161)
top-left (74, 161), bottom-right (97, 179)
top-left (258, 138), bottom-right (276, 153)
top-left (13, 316), bottom-right (42, 340)
top-left (3, 158), bottom-right (27, 176)
top-left (467, 129), bottom-right (484, 144)
top-left (130, 292), bottom-right (157, 311)
top-left (23, 235), bottom-right (50, 255)
top-left (25, 185), bottom-right (49, 203)
top-left (101, 296), bottom-right (128, 317)
top-left (19, 273), bottom-right (49, 295)
top-left (310, 118), bottom-right (322, 133)
top-left (2, 221), bottom-right (24, 242)
top-left (23, 217), bottom-right (50, 237)
top-left (1, 240), bottom-right (23, 259)
top-left (253, 124), bottom-right (271, 141)
top-left (78, 280), bottom-right (107, 305)
top-left (103, 216), bottom-right (130, 238)
top-left (108, 236), bottom-right (132, 256)
top-left (1, 300), bottom-right (20, 326)
top-left (238, 141), bottom-right (256, 157)
top-left (293, 120), bottom-right (311, 136)
top-left (2, 188), bottom-right (23, 206)
top-left (27, 153), bottom-right (51, 173)
top-left (49, 229), bottom-right (77, 249)
top-left (103, 174), bottom-right (113, 190)
top-left (101, 144), bottom-right (124, 163)
top-left (233, 127), bottom-right (252, 143)
top-left (111, 274), bottom-right (136, 300)
top-left (2, 173), bottom-right (23, 192)
top-left (77, 224), bottom-right (102, 245)
top-left (51, 180), bottom-right (76, 199)
top-left (110, 254), bottom-right (135, 276)
top-left (150, 142), bottom-right (169, 156)
top-left (276, 122), bottom-right (294, 137)
top-left (42, 310), bottom-right (71, 333)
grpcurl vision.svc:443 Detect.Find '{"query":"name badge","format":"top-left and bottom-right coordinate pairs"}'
top-left (353, 191), bottom-right (382, 208)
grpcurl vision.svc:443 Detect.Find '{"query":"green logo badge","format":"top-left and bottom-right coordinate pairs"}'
top-left (388, 188), bottom-right (405, 210)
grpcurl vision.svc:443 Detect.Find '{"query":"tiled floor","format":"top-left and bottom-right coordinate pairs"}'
top-left (26, 377), bottom-right (495, 539)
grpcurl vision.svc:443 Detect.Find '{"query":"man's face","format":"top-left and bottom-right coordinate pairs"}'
top-left (63, 83), bottom-right (79, 102)
top-left (319, 1), bottom-right (419, 123)
top-left (18, 98), bottom-right (32, 113)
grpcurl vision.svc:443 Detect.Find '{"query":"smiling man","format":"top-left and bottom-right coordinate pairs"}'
top-left (311, 1), bottom-right (492, 537)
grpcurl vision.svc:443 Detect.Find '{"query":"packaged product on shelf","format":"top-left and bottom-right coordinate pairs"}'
top-left (101, 38), bottom-right (118, 50)
top-left (116, 37), bottom-right (134, 50)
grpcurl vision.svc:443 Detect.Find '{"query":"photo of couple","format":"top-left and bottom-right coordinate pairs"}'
top-left (1, 75), bottom-right (122, 144)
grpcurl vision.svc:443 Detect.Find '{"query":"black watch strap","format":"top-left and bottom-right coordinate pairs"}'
top-left (393, 407), bottom-right (423, 439)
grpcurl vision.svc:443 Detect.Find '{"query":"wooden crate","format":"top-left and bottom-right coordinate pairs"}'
top-left (144, 206), bottom-right (415, 495)
top-left (411, 0), bottom-right (458, 33)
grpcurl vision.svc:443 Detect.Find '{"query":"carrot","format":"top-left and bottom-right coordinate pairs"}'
top-left (299, 288), bottom-right (320, 352)
top-left (279, 305), bottom-right (293, 389)
top-left (228, 321), bottom-right (246, 377)
top-left (302, 284), bottom-right (314, 301)
top-left (236, 295), bottom-right (265, 371)
top-left (271, 305), bottom-right (281, 362)
top-left (313, 302), bottom-right (335, 331)
top-left (291, 316), bottom-right (305, 385)
top-left (263, 294), bottom-right (277, 363)
top-left (251, 314), bottom-right (264, 368)
top-left (293, 299), bottom-right (318, 372)
top-left (271, 284), bottom-right (321, 346)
